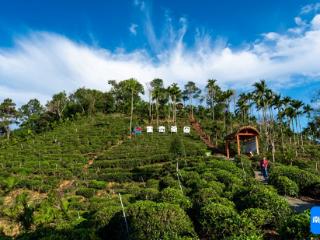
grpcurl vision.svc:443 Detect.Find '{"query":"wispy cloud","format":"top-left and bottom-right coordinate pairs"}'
top-left (129, 23), bottom-right (138, 35)
top-left (1, 4), bottom-right (320, 105)
top-left (300, 3), bottom-right (320, 15)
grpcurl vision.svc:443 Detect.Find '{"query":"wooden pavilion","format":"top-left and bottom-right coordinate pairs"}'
top-left (225, 126), bottom-right (260, 159)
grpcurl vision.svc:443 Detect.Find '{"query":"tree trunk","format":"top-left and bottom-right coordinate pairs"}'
top-left (129, 89), bottom-right (134, 135)
top-left (156, 98), bottom-right (159, 127)
top-left (298, 116), bottom-right (304, 152)
top-left (211, 95), bottom-right (215, 122)
top-left (6, 127), bottom-right (10, 140)
top-left (190, 95), bottom-right (193, 119)
top-left (149, 90), bottom-right (152, 123)
top-left (174, 96), bottom-right (177, 124)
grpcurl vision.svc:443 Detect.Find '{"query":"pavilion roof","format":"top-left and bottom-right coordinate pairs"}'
top-left (225, 125), bottom-right (259, 140)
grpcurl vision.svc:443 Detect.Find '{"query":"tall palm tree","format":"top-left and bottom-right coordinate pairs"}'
top-left (291, 99), bottom-right (304, 148)
top-left (253, 80), bottom-right (269, 125)
top-left (151, 78), bottom-right (164, 127)
top-left (303, 104), bottom-right (313, 123)
top-left (253, 80), bottom-right (273, 152)
top-left (168, 83), bottom-right (182, 124)
top-left (285, 106), bottom-right (298, 157)
top-left (273, 94), bottom-right (285, 151)
top-left (221, 89), bottom-right (234, 134)
top-left (236, 93), bottom-right (251, 124)
top-left (206, 79), bottom-right (218, 121)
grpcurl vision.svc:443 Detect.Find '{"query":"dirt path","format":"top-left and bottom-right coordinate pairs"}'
top-left (253, 171), bottom-right (316, 213)
top-left (83, 139), bottom-right (124, 172)
top-left (254, 170), bottom-right (267, 184)
top-left (285, 196), bottom-right (316, 212)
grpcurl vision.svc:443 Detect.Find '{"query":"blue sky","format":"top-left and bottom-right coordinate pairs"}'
top-left (0, 0), bottom-right (320, 119)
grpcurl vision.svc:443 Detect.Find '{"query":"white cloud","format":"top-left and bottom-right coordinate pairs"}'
top-left (129, 23), bottom-right (138, 35)
top-left (311, 14), bottom-right (320, 29)
top-left (1, 5), bottom-right (320, 105)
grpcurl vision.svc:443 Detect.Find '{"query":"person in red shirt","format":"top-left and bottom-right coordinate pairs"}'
top-left (260, 157), bottom-right (269, 179)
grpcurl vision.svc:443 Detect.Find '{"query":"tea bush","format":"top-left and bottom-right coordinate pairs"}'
top-left (269, 175), bottom-right (299, 197)
top-left (107, 200), bottom-right (197, 240)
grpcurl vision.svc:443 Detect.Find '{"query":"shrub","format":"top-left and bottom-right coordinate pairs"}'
top-left (89, 205), bottom-right (122, 229)
top-left (107, 200), bottom-right (197, 240)
top-left (201, 171), bottom-right (217, 182)
top-left (169, 135), bottom-right (186, 159)
top-left (88, 180), bottom-right (106, 190)
top-left (146, 179), bottom-right (159, 188)
top-left (158, 187), bottom-right (192, 210)
top-left (241, 208), bottom-right (273, 228)
top-left (193, 185), bottom-right (235, 210)
top-left (233, 184), bottom-right (292, 226)
top-left (75, 188), bottom-right (95, 198)
top-left (159, 175), bottom-right (180, 190)
top-left (270, 165), bottom-right (320, 194)
top-left (280, 210), bottom-right (316, 239)
top-left (234, 155), bottom-right (255, 177)
top-left (135, 188), bottom-right (159, 201)
top-left (206, 181), bottom-right (225, 195)
top-left (269, 175), bottom-right (299, 197)
top-left (181, 171), bottom-right (207, 192)
top-left (214, 169), bottom-right (243, 198)
top-left (199, 203), bottom-right (259, 239)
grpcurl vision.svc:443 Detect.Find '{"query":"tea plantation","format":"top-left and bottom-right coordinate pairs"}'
top-left (0, 113), bottom-right (317, 239)
top-left (0, 78), bottom-right (319, 239)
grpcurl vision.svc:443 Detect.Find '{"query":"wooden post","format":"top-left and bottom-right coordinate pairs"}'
top-left (226, 141), bottom-right (230, 159)
top-left (255, 136), bottom-right (260, 155)
top-left (236, 134), bottom-right (241, 156)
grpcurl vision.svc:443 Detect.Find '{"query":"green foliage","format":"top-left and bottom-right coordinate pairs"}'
top-left (0, 98), bottom-right (18, 139)
top-left (169, 135), bottom-right (185, 159)
top-left (107, 200), bottom-right (197, 240)
top-left (88, 180), bottom-right (106, 190)
top-left (159, 175), bottom-right (180, 190)
top-left (270, 164), bottom-right (320, 195)
top-left (199, 203), bottom-right (259, 239)
top-left (240, 208), bottom-right (273, 228)
top-left (75, 188), bottom-right (95, 198)
top-left (233, 184), bottom-right (292, 226)
top-left (269, 175), bottom-right (299, 197)
top-left (135, 188), bottom-right (159, 201)
top-left (158, 187), bottom-right (192, 210)
top-left (280, 210), bottom-right (316, 240)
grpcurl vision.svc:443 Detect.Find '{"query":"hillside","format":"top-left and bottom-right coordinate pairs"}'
top-left (0, 77), bottom-right (319, 239)
top-left (0, 113), bottom-right (319, 239)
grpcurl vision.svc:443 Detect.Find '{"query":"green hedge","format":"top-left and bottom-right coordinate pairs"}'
top-left (107, 200), bottom-right (197, 240)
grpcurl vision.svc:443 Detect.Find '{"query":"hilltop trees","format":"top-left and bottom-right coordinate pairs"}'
top-left (151, 78), bottom-right (165, 126)
top-left (183, 81), bottom-right (201, 119)
top-left (69, 88), bottom-right (114, 116)
top-left (0, 98), bottom-right (18, 139)
top-left (206, 79), bottom-right (218, 122)
top-left (46, 92), bottom-right (69, 121)
top-left (126, 79), bottom-right (144, 134)
top-left (19, 99), bottom-right (45, 129)
top-left (0, 76), bottom-right (318, 160)
top-left (168, 83), bottom-right (182, 124)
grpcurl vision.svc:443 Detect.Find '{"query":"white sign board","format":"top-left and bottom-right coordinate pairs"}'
top-left (170, 126), bottom-right (177, 133)
top-left (183, 126), bottom-right (191, 134)
top-left (158, 126), bottom-right (166, 133)
top-left (146, 126), bottom-right (153, 133)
